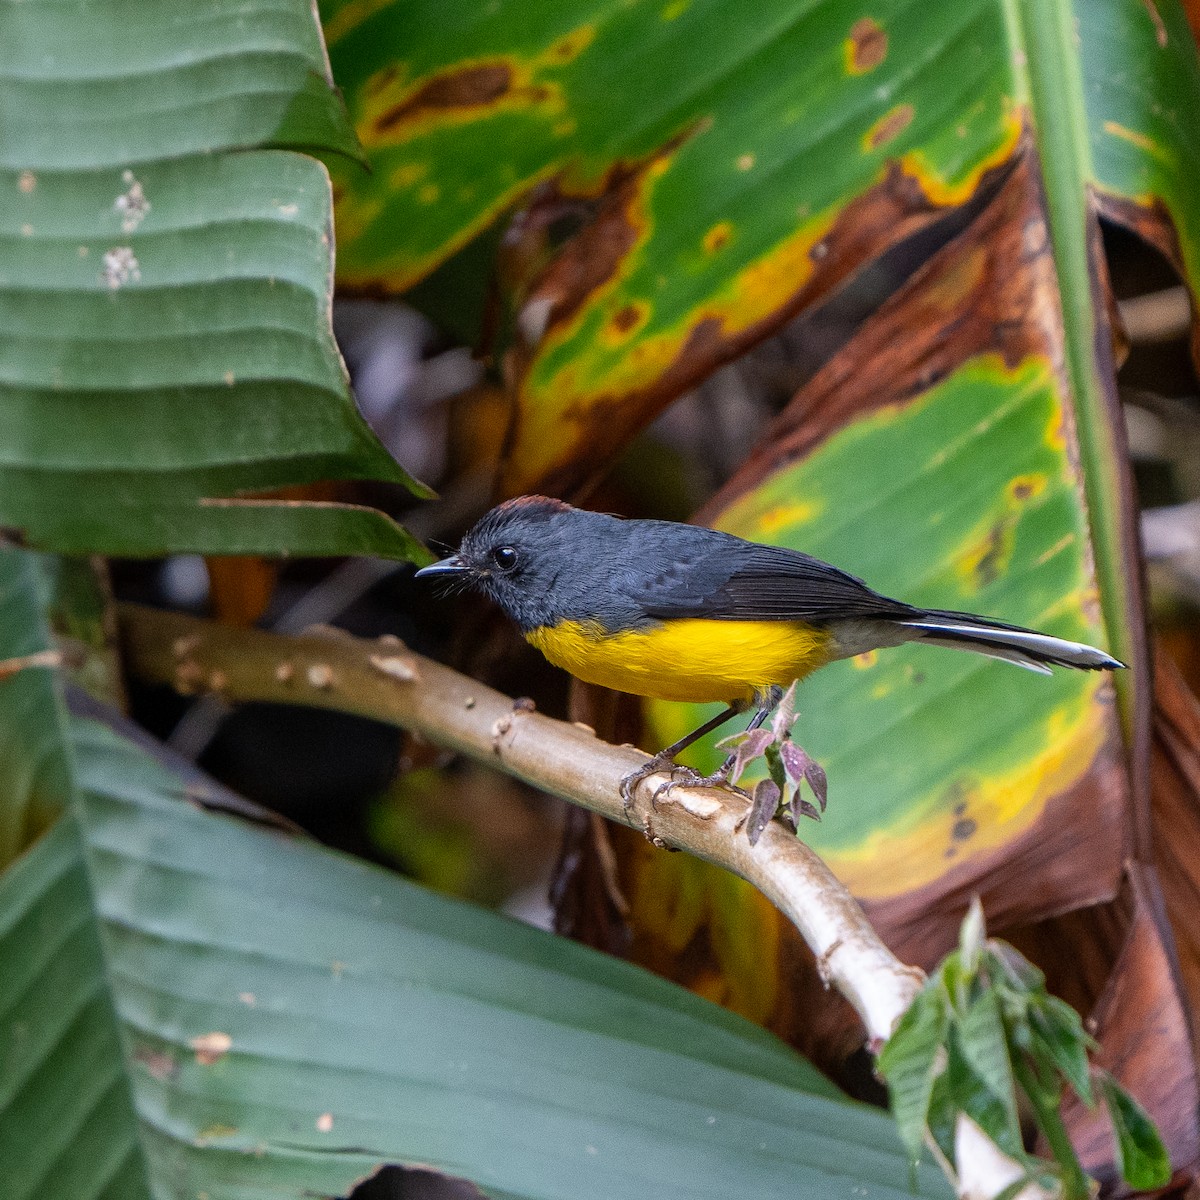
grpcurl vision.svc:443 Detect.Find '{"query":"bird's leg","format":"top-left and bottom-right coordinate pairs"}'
top-left (619, 702), bottom-right (746, 812)
top-left (649, 687), bottom-right (786, 807)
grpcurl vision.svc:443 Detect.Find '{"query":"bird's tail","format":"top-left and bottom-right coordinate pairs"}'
top-left (896, 609), bottom-right (1124, 675)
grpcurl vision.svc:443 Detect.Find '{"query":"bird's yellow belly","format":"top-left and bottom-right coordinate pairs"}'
top-left (526, 618), bottom-right (833, 704)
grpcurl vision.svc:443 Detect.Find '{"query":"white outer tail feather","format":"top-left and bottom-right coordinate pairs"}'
top-left (898, 617), bottom-right (1123, 673)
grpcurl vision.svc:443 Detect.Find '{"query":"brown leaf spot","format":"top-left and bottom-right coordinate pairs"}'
top-left (847, 18), bottom-right (887, 74)
top-left (190, 1031), bottom-right (232, 1065)
top-left (952, 817), bottom-right (977, 842)
top-left (546, 25), bottom-right (595, 63)
top-left (18, 170), bottom-right (36, 193)
top-left (865, 103), bottom-right (914, 151)
top-left (703, 221), bottom-right (732, 253)
top-left (960, 516), bottom-right (1012, 589)
top-left (736, 153), bottom-right (756, 171)
top-left (1008, 473), bottom-right (1046, 503)
top-left (375, 63), bottom-right (514, 134)
top-left (316, 1112), bottom-right (334, 1133)
top-left (606, 302), bottom-right (647, 341)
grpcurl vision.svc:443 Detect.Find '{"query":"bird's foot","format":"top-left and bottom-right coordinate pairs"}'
top-left (649, 762), bottom-right (748, 809)
top-left (620, 752), bottom-right (675, 813)
top-left (620, 756), bottom-right (747, 813)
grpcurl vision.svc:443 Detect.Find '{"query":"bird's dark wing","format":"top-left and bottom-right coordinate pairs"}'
top-left (620, 525), bottom-right (917, 625)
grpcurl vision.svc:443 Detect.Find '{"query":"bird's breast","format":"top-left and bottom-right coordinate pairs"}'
top-left (525, 618), bottom-right (834, 703)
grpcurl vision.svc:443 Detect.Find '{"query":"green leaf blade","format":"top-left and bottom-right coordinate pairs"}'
top-left (956, 987), bottom-right (1021, 1144)
top-left (1099, 1072), bottom-right (1172, 1191)
top-left (878, 984), bottom-right (949, 1164)
top-left (2, 0), bottom-right (424, 559)
top-left (1, 690), bottom-right (953, 1199)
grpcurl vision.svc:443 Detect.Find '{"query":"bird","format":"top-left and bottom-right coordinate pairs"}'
top-left (416, 495), bottom-right (1124, 820)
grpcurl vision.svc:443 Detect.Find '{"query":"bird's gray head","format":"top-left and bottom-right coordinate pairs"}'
top-left (415, 496), bottom-right (584, 631)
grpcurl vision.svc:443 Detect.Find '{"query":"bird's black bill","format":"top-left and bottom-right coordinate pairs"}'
top-left (415, 554), bottom-right (468, 579)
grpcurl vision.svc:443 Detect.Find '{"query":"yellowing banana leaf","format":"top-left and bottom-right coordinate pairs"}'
top-left (324, 0), bottom-right (1021, 496)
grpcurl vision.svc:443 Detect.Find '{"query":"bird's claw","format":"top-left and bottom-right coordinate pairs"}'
top-left (649, 764), bottom-right (746, 809)
top-left (620, 754), bottom-right (672, 813)
top-left (621, 758), bottom-right (747, 813)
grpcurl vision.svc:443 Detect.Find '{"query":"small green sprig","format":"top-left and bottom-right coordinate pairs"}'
top-left (877, 900), bottom-right (1169, 1198)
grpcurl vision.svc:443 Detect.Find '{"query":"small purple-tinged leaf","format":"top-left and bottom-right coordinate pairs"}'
top-left (746, 779), bottom-right (781, 846)
top-left (778, 740), bottom-right (809, 784)
top-left (780, 741), bottom-right (828, 812)
top-left (790, 795), bottom-right (821, 824)
top-left (804, 757), bottom-right (828, 812)
top-left (770, 683), bottom-right (798, 740)
top-left (717, 727), bottom-right (774, 782)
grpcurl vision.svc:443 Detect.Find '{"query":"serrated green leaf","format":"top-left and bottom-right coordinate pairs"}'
top-left (1030, 996), bottom-right (1094, 1106)
top-left (1099, 1072), bottom-right (1172, 1190)
top-left (956, 986), bottom-right (1021, 1144)
top-left (878, 985), bottom-right (949, 1163)
top-left (925, 1065), bottom-right (958, 1166)
top-left (945, 1027), bottom-right (1024, 1161)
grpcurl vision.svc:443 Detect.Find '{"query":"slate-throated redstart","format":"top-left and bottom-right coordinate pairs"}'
top-left (417, 496), bottom-right (1123, 812)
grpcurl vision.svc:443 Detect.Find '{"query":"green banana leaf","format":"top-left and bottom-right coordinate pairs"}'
top-left (2, 0), bottom-right (428, 560)
top-left (0, 549), bottom-right (950, 1200)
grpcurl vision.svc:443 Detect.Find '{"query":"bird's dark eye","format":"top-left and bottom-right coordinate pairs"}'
top-left (491, 545), bottom-right (518, 572)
